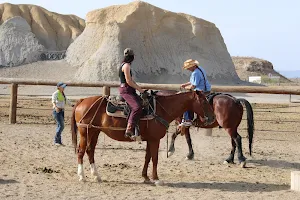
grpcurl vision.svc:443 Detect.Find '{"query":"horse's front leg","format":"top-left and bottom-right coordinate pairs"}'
top-left (149, 140), bottom-right (164, 186)
top-left (185, 128), bottom-right (194, 160)
top-left (167, 129), bottom-right (180, 157)
top-left (77, 128), bottom-right (87, 182)
top-left (142, 142), bottom-right (151, 183)
top-left (86, 131), bottom-right (101, 182)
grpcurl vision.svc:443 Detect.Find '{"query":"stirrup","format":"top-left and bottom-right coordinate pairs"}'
top-left (124, 131), bottom-right (134, 138)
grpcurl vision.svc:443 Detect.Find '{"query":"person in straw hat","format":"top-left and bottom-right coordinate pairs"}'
top-left (180, 59), bottom-right (211, 127)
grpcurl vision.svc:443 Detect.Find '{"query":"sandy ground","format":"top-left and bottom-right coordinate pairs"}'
top-left (0, 96), bottom-right (300, 200)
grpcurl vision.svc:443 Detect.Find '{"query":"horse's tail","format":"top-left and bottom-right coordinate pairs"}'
top-left (237, 98), bottom-right (254, 156)
top-left (71, 99), bottom-right (84, 154)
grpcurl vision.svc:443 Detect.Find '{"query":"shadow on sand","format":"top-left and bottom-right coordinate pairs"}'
top-left (0, 178), bottom-right (19, 184)
top-left (166, 181), bottom-right (289, 192)
top-left (249, 159), bottom-right (300, 170)
top-left (99, 179), bottom-right (289, 193)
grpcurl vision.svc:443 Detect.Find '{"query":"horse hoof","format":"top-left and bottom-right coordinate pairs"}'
top-left (168, 151), bottom-right (174, 157)
top-left (223, 160), bottom-right (234, 165)
top-left (185, 157), bottom-right (193, 160)
top-left (185, 155), bottom-right (194, 160)
top-left (154, 180), bottom-right (164, 186)
top-left (240, 161), bottom-right (246, 168)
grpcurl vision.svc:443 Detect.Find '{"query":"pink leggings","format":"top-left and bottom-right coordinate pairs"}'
top-left (119, 86), bottom-right (142, 126)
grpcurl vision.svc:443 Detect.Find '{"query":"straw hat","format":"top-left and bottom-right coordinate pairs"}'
top-left (182, 59), bottom-right (199, 70)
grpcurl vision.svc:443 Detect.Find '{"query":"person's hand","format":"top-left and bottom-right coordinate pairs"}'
top-left (180, 84), bottom-right (186, 89)
top-left (55, 107), bottom-right (60, 113)
top-left (185, 85), bottom-right (193, 90)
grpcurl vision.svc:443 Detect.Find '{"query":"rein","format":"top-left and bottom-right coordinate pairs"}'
top-left (77, 96), bottom-right (126, 131)
top-left (152, 97), bottom-right (171, 158)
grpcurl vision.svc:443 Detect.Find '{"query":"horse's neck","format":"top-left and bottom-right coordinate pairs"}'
top-left (156, 93), bottom-right (193, 122)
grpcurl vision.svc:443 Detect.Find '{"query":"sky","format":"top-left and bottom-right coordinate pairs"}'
top-left (2, 0), bottom-right (300, 71)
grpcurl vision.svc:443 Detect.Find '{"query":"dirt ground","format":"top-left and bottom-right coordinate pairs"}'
top-left (0, 97), bottom-right (300, 200)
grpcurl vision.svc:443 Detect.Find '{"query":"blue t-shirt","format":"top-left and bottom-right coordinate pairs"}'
top-left (189, 66), bottom-right (211, 92)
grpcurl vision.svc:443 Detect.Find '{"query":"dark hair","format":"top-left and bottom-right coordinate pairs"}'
top-left (123, 55), bottom-right (134, 63)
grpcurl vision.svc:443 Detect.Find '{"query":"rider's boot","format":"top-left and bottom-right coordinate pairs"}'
top-left (124, 123), bottom-right (134, 138)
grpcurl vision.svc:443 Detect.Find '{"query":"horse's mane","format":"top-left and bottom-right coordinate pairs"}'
top-left (154, 90), bottom-right (187, 96)
top-left (154, 90), bottom-right (192, 99)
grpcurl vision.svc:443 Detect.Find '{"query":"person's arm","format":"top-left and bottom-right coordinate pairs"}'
top-left (181, 82), bottom-right (191, 88)
top-left (185, 84), bottom-right (196, 90)
top-left (123, 64), bottom-right (144, 93)
top-left (65, 97), bottom-right (74, 107)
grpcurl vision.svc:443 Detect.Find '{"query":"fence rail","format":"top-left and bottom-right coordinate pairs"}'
top-left (1, 77), bottom-right (300, 124)
top-left (1, 78), bottom-right (300, 94)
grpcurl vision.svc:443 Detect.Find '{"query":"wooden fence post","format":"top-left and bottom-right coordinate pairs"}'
top-left (9, 83), bottom-right (18, 124)
top-left (103, 86), bottom-right (110, 96)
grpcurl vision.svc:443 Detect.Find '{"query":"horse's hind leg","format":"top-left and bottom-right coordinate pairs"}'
top-left (224, 138), bottom-right (236, 164)
top-left (77, 128), bottom-right (87, 182)
top-left (86, 131), bottom-right (101, 182)
top-left (224, 128), bottom-right (237, 165)
top-left (235, 132), bottom-right (246, 167)
top-left (167, 129), bottom-right (180, 157)
top-left (185, 128), bottom-right (194, 160)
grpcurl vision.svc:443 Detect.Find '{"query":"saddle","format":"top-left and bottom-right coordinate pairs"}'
top-left (206, 92), bottom-right (234, 105)
top-left (106, 92), bottom-right (156, 120)
top-left (193, 92), bottom-right (235, 128)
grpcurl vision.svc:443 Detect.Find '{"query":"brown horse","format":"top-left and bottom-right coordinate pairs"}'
top-left (167, 93), bottom-right (254, 167)
top-left (71, 90), bottom-right (215, 185)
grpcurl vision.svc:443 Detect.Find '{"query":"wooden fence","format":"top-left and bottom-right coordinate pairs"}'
top-left (1, 77), bottom-right (300, 124)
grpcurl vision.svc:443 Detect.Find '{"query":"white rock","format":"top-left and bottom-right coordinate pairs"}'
top-left (66, 1), bottom-right (240, 84)
top-left (0, 16), bottom-right (45, 67)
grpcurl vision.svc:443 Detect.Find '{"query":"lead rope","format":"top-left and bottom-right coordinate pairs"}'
top-left (147, 95), bottom-right (170, 158)
top-left (166, 129), bottom-right (169, 158)
top-left (85, 97), bottom-right (105, 150)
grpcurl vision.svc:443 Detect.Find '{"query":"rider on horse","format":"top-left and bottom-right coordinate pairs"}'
top-left (180, 59), bottom-right (211, 127)
top-left (119, 48), bottom-right (145, 140)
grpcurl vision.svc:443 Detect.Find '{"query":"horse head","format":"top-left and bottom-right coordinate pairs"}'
top-left (191, 90), bottom-right (215, 126)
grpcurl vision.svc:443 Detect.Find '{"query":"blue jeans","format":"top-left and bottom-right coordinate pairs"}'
top-left (183, 111), bottom-right (194, 121)
top-left (53, 109), bottom-right (64, 144)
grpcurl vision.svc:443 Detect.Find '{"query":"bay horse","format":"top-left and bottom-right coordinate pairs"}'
top-left (71, 90), bottom-right (215, 185)
top-left (168, 93), bottom-right (254, 167)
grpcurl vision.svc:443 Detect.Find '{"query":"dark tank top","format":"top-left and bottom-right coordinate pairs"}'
top-left (119, 62), bottom-right (132, 84)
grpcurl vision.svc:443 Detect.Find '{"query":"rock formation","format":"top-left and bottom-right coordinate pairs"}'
top-left (0, 3), bottom-right (85, 51)
top-left (66, 1), bottom-right (240, 84)
top-left (0, 16), bottom-right (45, 67)
top-left (232, 56), bottom-right (290, 82)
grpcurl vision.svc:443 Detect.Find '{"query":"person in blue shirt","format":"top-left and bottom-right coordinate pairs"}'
top-left (180, 59), bottom-right (211, 127)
